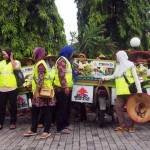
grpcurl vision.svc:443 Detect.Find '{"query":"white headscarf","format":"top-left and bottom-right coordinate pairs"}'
top-left (115, 50), bottom-right (134, 77)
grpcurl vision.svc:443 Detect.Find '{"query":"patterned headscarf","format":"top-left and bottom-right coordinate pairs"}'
top-left (33, 47), bottom-right (46, 61)
top-left (59, 46), bottom-right (74, 60)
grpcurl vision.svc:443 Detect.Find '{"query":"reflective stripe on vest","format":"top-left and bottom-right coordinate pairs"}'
top-left (54, 56), bottom-right (73, 87)
top-left (32, 60), bottom-right (53, 93)
top-left (115, 68), bottom-right (134, 95)
top-left (0, 60), bottom-right (17, 88)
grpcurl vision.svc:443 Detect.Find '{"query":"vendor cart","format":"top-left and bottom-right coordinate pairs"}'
top-left (72, 58), bottom-right (116, 126)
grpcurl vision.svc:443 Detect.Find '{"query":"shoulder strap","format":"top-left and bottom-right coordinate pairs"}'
top-left (123, 73), bottom-right (130, 85)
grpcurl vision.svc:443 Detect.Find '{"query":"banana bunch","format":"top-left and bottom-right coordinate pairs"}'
top-left (23, 74), bottom-right (32, 88)
top-left (78, 62), bottom-right (92, 76)
top-left (137, 64), bottom-right (148, 77)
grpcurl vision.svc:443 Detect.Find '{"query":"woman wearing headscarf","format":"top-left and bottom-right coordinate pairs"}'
top-left (54, 46), bottom-right (74, 134)
top-left (0, 49), bottom-right (20, 130)
top-left (24, 47), bottom-right (55, 139)
top-left (103, 50), bottom-right (142, 132)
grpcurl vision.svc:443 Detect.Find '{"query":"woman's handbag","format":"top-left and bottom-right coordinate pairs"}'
top-left (123, 74), bottom-right (147, 94)
top-left (123, 74), bottom-right (137, 94)
top-left (33, 76), bottom-right (55, 99)
top-left (14, 69), bottom-right (25, 87)
top-left (39, 87), bottom-right (55, 98)
top-left (128, 82), bottom-right (137, 93)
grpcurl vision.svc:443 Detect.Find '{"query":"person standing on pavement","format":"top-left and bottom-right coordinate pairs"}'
top-left (0, 49), bottom-right (20, 130)
top-left (54, 46), bottom-right (74, 134)
top-left (24, 47), bottom-right (55, 139)
top-left (102, 50), bottom-right (142, 132)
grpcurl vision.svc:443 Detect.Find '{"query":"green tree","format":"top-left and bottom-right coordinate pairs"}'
top-left (75, 0), bottom-right (150, 50)
top-left (0, 0), bottom-right (66, 59)
top-left (77, 23), bottom-right (116, 58)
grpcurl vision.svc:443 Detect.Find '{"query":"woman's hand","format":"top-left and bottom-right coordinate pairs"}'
top-left (33, 87), bottom-right (40, 99)
top-left (10, 52), bottom-right (14, 61)
top-left (101, 76), bottom-right (110, 81)
top-left (10, 52), bottom-right (18, 69)
top-left (64, 87), bottom-right (70, 95)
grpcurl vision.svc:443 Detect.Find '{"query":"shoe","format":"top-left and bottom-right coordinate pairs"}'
top-left (10, 124), bottom-right (16, 130)
top-left (38, 132), bottom-right (51, 139)
top-left (23, 130), bottom-right (37, 137)
top-left (37, 124), bottom-right (44, 128)
top-left (0, 124), bottom-right (3, 130)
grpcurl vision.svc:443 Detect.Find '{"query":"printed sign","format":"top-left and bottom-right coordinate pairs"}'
top-left (21, 66), bottom-right (33, 79)
top-left (72, 85), bottom-right (93, 103)
top-left (73, 59), bottom-right (115, 79)
top-left (17, 94), bottom-right (29, 109)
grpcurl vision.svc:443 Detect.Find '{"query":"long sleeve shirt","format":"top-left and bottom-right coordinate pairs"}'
top-left (105, 64), bottom-right (142, 93)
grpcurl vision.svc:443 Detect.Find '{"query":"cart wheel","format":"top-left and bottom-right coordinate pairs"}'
top-left (98, 110), bottom-right (105, 127)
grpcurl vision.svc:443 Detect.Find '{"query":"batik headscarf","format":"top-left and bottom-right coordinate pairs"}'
top-left (59, 46), bottom-right (74, 60)
top-left (33, 47), bottom-right (46, 61)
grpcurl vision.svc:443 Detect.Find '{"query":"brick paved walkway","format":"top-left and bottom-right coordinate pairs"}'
top-left (0, 117), bottom-right (150, 150)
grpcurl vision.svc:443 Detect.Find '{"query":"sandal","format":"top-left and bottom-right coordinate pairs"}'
top-left (37, 124), bottom-right (44, 128)
top-left (23, 130), bottom-right (37, 137)
top-left (65, 126), bottom-right (73, 131)
top-left (38, 132), bottom-right (51, 139)
top-left (128, 127), bottom-right (135, 133)
top-left (10, 124), bottom-right (16, 130)
top-left (114, 126), bottom-right (128, 132)
top-left (61, 128), bottom-right (71, 134)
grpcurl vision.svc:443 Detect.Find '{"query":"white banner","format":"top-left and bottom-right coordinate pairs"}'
top-left (21, 66), bottom-right (33, 79)
top-left (72, 85), bottom-right (94, 103)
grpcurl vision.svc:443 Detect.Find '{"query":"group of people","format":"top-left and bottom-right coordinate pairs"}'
top-left (0, 46), bottom-right (144, 139)
top-left (0, 46), bottom-right (74, 139)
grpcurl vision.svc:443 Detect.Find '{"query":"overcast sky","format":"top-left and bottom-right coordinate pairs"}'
top-left (55, 0), bottom-right (78, 43)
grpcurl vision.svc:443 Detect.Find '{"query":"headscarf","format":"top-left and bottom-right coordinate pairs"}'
top-left (115, 50), bottom-right (134, 76)
top-left (33, 47), bottom-right (45, 61)
top-left (59, 46), bottom-right (74, 60)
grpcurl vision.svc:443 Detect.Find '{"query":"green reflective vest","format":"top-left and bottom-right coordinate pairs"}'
top-left (54, 56), bottom-right (73, 88)
top-left (0, 60), bottom-right (17, 88)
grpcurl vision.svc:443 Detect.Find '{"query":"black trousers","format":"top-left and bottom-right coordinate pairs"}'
top-left (0, 90), bottom-right (17, 125)
top-left (80, 103), bottom-right (87, 121)
top-left (38, 106), bottom-right (56, 125)
top-left (31, 106), bottom-right (52, 133)
top-left (55, 89), bottom-right (71, 132)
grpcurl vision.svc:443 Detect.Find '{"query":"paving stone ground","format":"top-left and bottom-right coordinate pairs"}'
top-left (0, 116), bottom-right (150, 150)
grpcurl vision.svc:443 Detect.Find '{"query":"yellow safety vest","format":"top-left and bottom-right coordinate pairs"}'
top-left (49, 66), bottom-right (55, 82)
top-left (0, 60), bottom-right (17, 88)
top-left (54, 56), bottom-right (73, 88)
top-left (115, 68), bottom-right (134, 95)
top-left (32, 60), bottom-right (53, 93)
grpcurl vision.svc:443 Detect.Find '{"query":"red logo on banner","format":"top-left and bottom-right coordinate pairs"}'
top-left (78, 88), bottom-right (88, 96)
